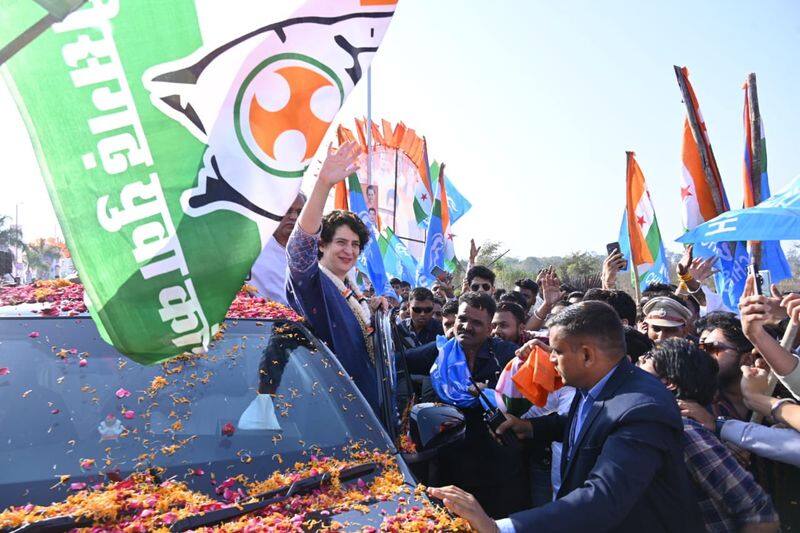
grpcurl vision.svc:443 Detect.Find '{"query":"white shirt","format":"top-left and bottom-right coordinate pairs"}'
top-left (249, 237), bottom-right (289, 305)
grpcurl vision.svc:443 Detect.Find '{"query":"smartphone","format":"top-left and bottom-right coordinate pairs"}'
top-left (747, 265), bottom-right (772, 296)
top-left (605, 242), bottom-right (628, 270)
top-left (430, 265), bottom-right (448, 281)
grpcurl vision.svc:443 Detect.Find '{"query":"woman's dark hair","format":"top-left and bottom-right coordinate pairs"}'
top-left (493, 288), bottom-right (507, 301)
top-left (319, 210), bottom-right (370, 256)
top-left (697, 312), bottom-right (753, 354)
top-left (647, 338), bottom-right (718, 406)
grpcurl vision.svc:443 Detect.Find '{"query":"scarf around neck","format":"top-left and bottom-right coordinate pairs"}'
top-left (318, 262), bottom-right (374, 363)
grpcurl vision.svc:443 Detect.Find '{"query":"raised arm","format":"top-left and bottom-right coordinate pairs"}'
top-left (297, 141), bottom-right (361, 235)
top-left (739, 275), bottom-right (799, 389)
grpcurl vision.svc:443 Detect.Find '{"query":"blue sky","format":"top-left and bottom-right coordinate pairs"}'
top-left (2, 0), bottom-right (800, 260)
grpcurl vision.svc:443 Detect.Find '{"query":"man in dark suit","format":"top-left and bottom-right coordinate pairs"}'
top-left (429, 300), bottom-right (703, 532)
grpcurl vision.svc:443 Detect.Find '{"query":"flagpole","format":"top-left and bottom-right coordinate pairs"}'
top-left (366, 67), bottom-right (373, 186)
top-left (392, 148), bottom-right (399, 232)
top-left (746, 73), bottom-right (763, 268)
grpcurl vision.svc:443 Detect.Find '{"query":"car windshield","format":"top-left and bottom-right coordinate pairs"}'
top-left (0, 316), bottom-right (390, 507)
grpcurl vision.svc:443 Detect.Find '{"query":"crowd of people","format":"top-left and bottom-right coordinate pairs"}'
top-left (248, 143), bottom-right (800, 532)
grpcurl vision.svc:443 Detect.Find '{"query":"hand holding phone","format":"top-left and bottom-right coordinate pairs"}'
top-left (605, 242), bottom-right (628, 270)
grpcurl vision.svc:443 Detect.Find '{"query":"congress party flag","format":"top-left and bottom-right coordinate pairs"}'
top-left (624, 152), bottom-right (670, 292)
top-left (741, 76), bottom-right (791, 282)
top-left (675, 66), bottom-right (747, 310)
top-left (348, 174), bottom-right (394, 297)
top-left (2, 0), bottom-right (396, 363)
top-left (383, 226), bottom-right (418, 286)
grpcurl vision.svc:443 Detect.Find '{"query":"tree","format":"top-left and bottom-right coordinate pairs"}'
top-left (559, 251), bottom-right (602, 280)
top-left (0, 215), bottom-right (24, 251)
top-left (25, 239), bottom-right (62, 279)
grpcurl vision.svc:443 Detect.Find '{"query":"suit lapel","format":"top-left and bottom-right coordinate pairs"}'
top-left (560, 391), bottom-right (582, 476)
top-left (560, 358), bottom-right (635, 487)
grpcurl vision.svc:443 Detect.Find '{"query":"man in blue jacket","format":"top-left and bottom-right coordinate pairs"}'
top-left (405, 292), bottom-right (529, 518)
top-left (429, 300), bottom-right (703, 532)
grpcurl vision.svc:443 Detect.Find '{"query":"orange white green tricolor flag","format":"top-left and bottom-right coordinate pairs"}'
top-left (676, 67), bottom-right (729, 230)
top-left (625, 152), bottom-right (669, 290)
top-left (675, 66), bottom-right (747, 310)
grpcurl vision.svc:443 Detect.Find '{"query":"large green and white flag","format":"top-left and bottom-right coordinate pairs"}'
top-left (1, 0), bottom-right (397, 363)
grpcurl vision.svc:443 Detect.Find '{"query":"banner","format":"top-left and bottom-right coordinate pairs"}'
top-left (2, 0), bottom-right (396, 363)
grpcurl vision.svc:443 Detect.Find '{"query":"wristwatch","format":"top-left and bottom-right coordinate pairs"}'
top-left (770, 398), bottom-right (798, 421)
top-left (714, 416), bottom-right (728, 438)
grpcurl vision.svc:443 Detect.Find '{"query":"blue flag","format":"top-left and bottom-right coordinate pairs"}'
top-left (417, 180), bottom-right (446, 287)
top-left (347, 175), bottom-right (395, 297)
top-left (380, 228), bottom-right (417, 286)
top-left (430, 161), bottom-right (472, 226)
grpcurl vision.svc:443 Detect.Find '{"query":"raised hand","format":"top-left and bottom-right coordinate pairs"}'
top-left (601, 250), bottom-right (626, 289)
top-left (782, 292), bottom-right (800, 326)
top-left (469, 239), bottom-right (481, 265)
top-left (318, 140), bottom-right (361, 188)
top-left (540, 267), bottom-right (562, 307)
top-left (515, 338), bottom-right (551, 361)
top-left (677, 399), bottom-right (714, 431)
top-left (687, 256), bottom-right (717, 283)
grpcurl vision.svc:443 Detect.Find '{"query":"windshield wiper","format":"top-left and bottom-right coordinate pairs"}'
top-left (169, 461), bottom-right (379, 532)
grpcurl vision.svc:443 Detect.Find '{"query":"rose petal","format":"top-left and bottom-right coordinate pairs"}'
top-left (28, 331), bottom-right (40, 338)
top-left (123, 410), bottom-right (135, 419)
top-left (78, 359), bottom-right (88, 367)
top-left (0, 367), bottom-right (9, 376)
top-left (115, 388), bottom-right (131, 399)
top-left (69, 482), bottom-right (87, 491)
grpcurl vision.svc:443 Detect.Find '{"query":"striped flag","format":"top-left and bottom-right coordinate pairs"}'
top-left (676, 66), bottom-right (748, 310)
top-left (625, 152), bottom-right (670, 292)
top-left (412, 138), bottom-right (434, 225)
top-left (742, 76), bottom-right (791, 282)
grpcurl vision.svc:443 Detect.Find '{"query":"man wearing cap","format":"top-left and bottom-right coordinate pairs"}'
top-left (642, 296), bottom-right (693, 343)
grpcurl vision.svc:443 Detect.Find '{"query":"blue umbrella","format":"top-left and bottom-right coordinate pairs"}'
top-left (677, 175), bottom-right (800, 244)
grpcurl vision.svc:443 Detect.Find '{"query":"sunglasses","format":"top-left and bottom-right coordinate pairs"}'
top-left (411, 306), bottom-right (434, 314)
top-left (470, 283), bottom-right (492, 291)
top-left (699, 340), bottom-right (737, 354)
